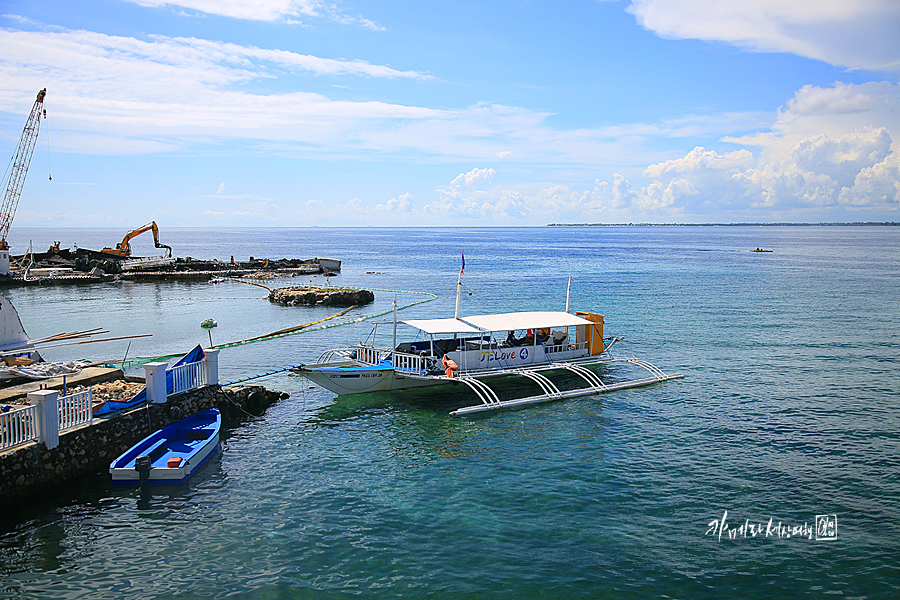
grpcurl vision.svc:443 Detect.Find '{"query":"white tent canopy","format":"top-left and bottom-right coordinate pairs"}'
top-left (461, 311), bottom-right (593, 332)
top-left (401, 318), bottom-right (482, 335)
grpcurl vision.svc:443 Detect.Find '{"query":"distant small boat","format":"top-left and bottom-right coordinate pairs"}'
top-left (109, 407), bottom-right (221, 485)
top-left (752, 248), bottom-right (773, 252)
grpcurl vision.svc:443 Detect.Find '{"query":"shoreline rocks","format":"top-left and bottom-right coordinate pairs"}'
top-left (268, 286), bottom-right (374, 307)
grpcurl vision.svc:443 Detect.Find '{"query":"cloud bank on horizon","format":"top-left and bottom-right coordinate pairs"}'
top-left (0, 0), bottom-right (898, 226)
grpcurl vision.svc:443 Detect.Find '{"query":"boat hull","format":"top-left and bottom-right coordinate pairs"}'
top-left (110, 407), bottom-right (221, 485)
top-left (299, 363), bottom-right (441, 395)
top-left (299, 347), bottom-right (602, 397)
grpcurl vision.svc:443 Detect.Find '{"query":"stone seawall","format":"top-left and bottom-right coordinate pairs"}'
top-left (0, 384), bottom-right (288, 508)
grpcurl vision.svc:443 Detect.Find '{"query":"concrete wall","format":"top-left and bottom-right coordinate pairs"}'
top-left (0, 384), bottom-right (288, 508)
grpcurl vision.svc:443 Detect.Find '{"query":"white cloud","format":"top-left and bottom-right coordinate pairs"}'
top-left (644, 146), bottom-right (756, 179)
top-left (420, 169), bottom-right (637, 223)
top-left (120, 0), bottom-right (383, 29)
top-left (838, 151), bottom-right (900, 207)
top-left (375, 192), bottom-right (414, 211)
top-left (0, 25), bottom-right (780, 169)
top-left (636, 128), bottom-right (899, 217)
top-left (411, 103), bottom-right (899, 223)
top-left (489, 190), bottom-right (532, 219)
top-left (0, 27), bottom-right (437, 153)
top-left (724, 81), bottom-right (900, 165)
top-left (423, 168), bottom-right (499, 218)
top-left (200, 182), bottom-right (262, 199)
top-left (449, 167), bottom-right (495, 192)
top-left (627, 0), bottom-right (900, 71)
top-left (782, 82), bottom-right (890, 116)
top-left (0, 27), bottom-right (675, 165)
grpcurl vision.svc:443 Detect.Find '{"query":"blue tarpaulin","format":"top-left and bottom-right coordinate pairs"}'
top-left (95, 345), bottom-right (206, 415)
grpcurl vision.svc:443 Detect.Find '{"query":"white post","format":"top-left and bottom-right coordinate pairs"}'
top-left (0, 248), bottom-right (9, 276)
top-left (204, 349), bottom-right (219, 385)
top-left (29, 390), bottom-right (59, 450)
top-left (144, 362), bottom-right (168, 403)
top-left (565, 275), bottom-right (572, 313)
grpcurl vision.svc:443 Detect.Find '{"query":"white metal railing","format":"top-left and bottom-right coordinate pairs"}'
top-left (0, 404), bottom-right (38, 451)
top-left (392, 352), bottom-right (426, 374)
top-left (58, 389), bottom-right (93, 432)
top-left (170, 360), bottom-right (208, 395)
top-left (356, 346), bottom-right (382, 365)
top-left (545, 340), bottom-right (587, 354)
top-left (316, 347), bottom-right (358, 363)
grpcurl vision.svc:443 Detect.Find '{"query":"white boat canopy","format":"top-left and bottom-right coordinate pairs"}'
top-left (401, 318), bottom-right (483, 335)
top-left (461, 311), bottom-right (593, 332)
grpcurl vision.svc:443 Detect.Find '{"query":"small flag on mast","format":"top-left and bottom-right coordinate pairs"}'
top-left (461, 251), bottom-right (465, 274)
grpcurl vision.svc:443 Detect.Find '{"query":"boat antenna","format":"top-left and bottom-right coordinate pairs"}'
top-left (392, 294), bottom-right (398, 351)
top-left (565, 275), bottom-right (572, 313)
top-left (454, 251), bottom-right (464, 319)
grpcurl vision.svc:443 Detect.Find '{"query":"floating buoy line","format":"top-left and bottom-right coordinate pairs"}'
top-left (118, 286), bottom-right (438, 369)
top-left (19, 296), bottom-right (268, 301)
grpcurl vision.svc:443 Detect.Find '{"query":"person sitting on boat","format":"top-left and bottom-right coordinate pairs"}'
top-left (537, 328), bottom-right (550, 344)
top-left (518, 329), bottom-right (535, 346)
top-left (506, 331), bottom-right (517, 347)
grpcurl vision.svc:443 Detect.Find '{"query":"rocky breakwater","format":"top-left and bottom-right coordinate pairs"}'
top-left (268, 286), bottom-right (374, 307)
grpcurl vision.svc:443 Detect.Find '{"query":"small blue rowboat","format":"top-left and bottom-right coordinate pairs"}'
top-left (110, 407), bottom-right (221, 485)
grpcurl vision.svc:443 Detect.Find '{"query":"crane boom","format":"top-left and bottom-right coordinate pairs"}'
top-left (0, 89), bottom-right (47, 250)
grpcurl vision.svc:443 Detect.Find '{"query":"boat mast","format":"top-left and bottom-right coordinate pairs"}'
top-left (392, 294), bottom-right (397, 351)
top-left (565, 275), bottom-right (572, 312)
top-left (454, 251), bottom-right (465, 319)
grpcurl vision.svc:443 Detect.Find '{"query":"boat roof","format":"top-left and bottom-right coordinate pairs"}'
top-left (401, 318), bottom-right (482, 335)
top-left (461, 311), bottom-right (593, 332)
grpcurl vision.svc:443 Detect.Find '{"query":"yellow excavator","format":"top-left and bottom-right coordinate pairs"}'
top-left (101, 221), bottom-right (172, 258)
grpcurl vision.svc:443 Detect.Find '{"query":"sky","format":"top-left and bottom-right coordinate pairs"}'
top-left (1, 0), bottom-right (899, 227)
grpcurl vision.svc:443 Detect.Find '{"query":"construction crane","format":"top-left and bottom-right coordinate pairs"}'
top-left (0, 89), bottom-right (47, 265)
top-left (101, 221), bottom-right (172, 258)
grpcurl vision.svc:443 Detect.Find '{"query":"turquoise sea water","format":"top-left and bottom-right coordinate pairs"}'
top-left (0, 226), bottom-right (898, 599)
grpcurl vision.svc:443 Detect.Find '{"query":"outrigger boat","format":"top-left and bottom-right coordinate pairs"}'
top-left (297, 272), bottom-right (683, 415)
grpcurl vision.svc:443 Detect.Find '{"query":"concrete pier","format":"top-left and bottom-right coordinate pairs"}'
top-left (0, 367), bottom-right (123, 405)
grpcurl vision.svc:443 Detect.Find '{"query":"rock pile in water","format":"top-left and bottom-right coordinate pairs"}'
top-left (268, 286), bottom-right (374, 307)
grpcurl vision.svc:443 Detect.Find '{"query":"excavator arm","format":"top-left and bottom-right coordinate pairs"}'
top-left (101, 221), bottom-right (171, 258)
top-left (150, 222), bottom-right (173, 258)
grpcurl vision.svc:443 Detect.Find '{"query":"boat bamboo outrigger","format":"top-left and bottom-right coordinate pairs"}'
top-left (296, 269), bottom-right (683, 415)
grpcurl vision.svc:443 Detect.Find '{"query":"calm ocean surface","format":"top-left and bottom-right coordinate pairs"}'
top-left (1, 226), bottom-right (898, 599)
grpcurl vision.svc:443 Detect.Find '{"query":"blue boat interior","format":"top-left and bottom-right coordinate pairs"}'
top-left (114, 412), bottom-right (218, 469)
